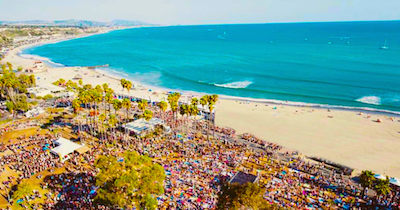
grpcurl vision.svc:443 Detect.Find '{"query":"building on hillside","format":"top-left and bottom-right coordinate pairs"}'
top-left (25, 61), bottom-right (47, 73)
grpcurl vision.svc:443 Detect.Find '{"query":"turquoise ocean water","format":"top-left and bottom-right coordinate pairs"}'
top-left (23, 21), bottom-right (400, 113)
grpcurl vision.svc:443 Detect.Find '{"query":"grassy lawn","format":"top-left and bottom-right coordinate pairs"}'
top-left (10, 167), bottom-right (66, 210)
top-left (0, 127), bottom-right (49, 145)
top-left (0, 119), bottom-right (12, 125)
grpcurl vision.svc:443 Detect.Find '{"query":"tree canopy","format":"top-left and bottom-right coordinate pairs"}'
top-left (0, 65), bottom-right (36, 112)
top-left (95, 151), bottom-right (165, 209)
top-left (217, 182), bottom-right (283, 210)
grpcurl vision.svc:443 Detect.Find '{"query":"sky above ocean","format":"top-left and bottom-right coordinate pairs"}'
top-left (0, 0), bottom-right (399, 25)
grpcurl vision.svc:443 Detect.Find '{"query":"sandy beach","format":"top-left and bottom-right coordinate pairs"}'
top-left (3, 36), bottom-right (400, 178)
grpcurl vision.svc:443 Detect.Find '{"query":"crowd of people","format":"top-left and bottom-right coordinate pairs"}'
top-left (195, 121), bottom-right (236, 138)
top-left (1, 133), bottom-right (61, 179)
top-left (0, 104), bottom-right (399, 210)
top-left (242, 133), bottom-right (283, 151)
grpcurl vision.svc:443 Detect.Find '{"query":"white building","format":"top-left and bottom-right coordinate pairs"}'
top-left (25, 107), bottom-right (45, 118)
top-left (27, 84), bottom-right (72, 98)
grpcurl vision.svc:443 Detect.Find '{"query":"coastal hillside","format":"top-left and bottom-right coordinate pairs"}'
top-left (0, 19), bottom-right (153, 27)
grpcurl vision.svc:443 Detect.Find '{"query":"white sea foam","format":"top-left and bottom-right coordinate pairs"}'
top-left (356, 96), bottom-right (381, 105)
top-left (214, 80), bottom-right (253, 89)
top-left (19, 53), bottom-right (64, 67)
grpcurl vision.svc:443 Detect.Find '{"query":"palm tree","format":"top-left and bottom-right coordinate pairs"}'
top-left (105, 90), bottom-right (114, 115)
top-left (79, 90), bottom-right (91, 135)
top-left (157, 101), bottom-right (168, 121)
top-left (200, 96), bottom-right (207, 113)
top-left (189, 105), bottom-right (199, 127)
top-left (179, 104), bottom-right (190, 132)
top-left (122, 98), bottom-right (131, 122)
top-left (102, 83), bottom-right (109, 116)
top-left (360, 170), bottom-right (375, 196)
top-left (120, 79), bottom-right (132, 93)
top-left (72, 98), bottom-right (83, 139)
top-left (112, 99), bottom-right (122, 117)
top-left (109, 114), bottom-right (118, 144)
top-left (72, 98), bottom-right (81, 114)
top-left (92, 87), bottom-right (103, 136)
top-left (6, 62), bottom-right (12, 71)
top-left (125, 81), bottom-right (132, 93)
top-left (208, 94), bottom-right (219, 139)
top-left (142, 109), bottom-right (153, 121)
top-left (191, 97), bottom-right (199, 106)
top-left (167, 92), bottom-right (181, 128)
top-left (120, 79), bottom-right (127, 91)
top-left (374, 177), bottom-right (391, 196)
top-left (122, 98), bottom-right (131, 142)
top-left (138, 100), bottom-right (148, 114)
top-left (99, 113), bottom-right (106, 142)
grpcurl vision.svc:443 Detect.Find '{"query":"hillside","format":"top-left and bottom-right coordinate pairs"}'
top-left (0, 19), bottom-right (152, 27)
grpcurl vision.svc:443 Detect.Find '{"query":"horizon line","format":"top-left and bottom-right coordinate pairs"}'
top-left (1, 19), bottom-right (400, 27)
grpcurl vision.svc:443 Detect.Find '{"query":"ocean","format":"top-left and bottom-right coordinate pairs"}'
top-left (23, 21), bottom-right (400, 113)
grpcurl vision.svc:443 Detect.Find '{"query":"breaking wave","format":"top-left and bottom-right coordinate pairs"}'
top-left (214, 80), bottom-right (253, 89)
top-left (356, 96), bottom-right (381, 105)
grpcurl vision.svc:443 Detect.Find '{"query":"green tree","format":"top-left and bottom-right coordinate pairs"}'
top-left (108, 114), bottom-right (118, 144)
top-left (112, 99), bottom-right (122, 116)
top-left (43, 94), bottom-right (53, 101)
top-left (72, 98), bottom-right (81, 113)
top-left (29, 75), bottom-right (36, 86)
top-left (12, 181), bottom-right (36, 208)
top-left (217, 182), bottom-right (280, 210)
top-left (122, 98), bottom-right (131, 141)
top-left (5, 101), bottom-right (14, 113)
top-left (374, 177), bottom-right (391, 196)
top-left (157, 101), bottom-right (168, 120)
top-left (95, 151), bottom-right (165, 209)
top-left (359, 170), bottom-right (375, 195)
top-left (6, 62), bottom-right (12, 71)
top-left (138, 99), bottom-right (148, 114)
top-left (142, 109), bottom-right (153, 121)
top-left (167, 92), bottom-right (181, 128)
top-left (191, 97), bottom-right (199, 106)
top-left (17, 66), bottom-right (23, 72)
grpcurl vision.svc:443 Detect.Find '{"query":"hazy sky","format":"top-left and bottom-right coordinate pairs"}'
top-left (0, 0), bottom-right (399, 25)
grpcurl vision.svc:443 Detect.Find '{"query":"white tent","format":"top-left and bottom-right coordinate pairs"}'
top-left (390, 177), bottom-right (400, 187)
top-left (51, 137), bottom-right (84, 161)
top-left (374, 174), bottom-right (387, 180)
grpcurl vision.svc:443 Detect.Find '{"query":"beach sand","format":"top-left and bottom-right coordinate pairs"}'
top-left (3, 38), bottom-right (400, 178)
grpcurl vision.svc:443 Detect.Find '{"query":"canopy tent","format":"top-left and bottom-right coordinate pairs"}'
top-left (50, 137), bottom-right (84, 160)
top-left (374, 174), bottom-right (387, 180)
top-left (390, 177), bottom-right (400, 187)
top-left (122, 118), bottom-right (167, 136)
top-left (75, 145), bottom-right (90, 154)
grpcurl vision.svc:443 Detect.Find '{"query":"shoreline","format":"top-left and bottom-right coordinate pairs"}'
top-left (3, 31), bottom-right (400, 178)
top-left (12, 27), bottom-right (400, 117)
